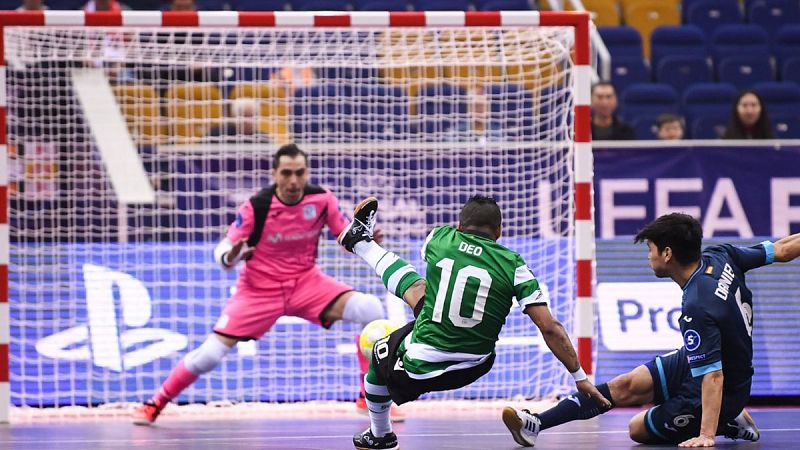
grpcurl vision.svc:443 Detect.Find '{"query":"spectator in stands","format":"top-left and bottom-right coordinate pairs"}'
top-left (17, 0), bottom-right (47, 10)
top-left (170, 0), bottom-right (196, 11)
top-left (722, 90), bottom-right (774, 139)
top-left (207, 98), bottom-right (272, 143)
top-left (454, 86), bottom-right (505, 143)
top-left (84, 0), bottom-right (127, 11)
top-left (656, 113), bottom-right (685, 140)
top-left (591, 82), bottom-right (635, 140)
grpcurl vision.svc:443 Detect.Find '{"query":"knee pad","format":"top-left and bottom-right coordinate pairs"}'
top-left (184, 335), bottom-right (232, 375)
top-left (343, 292), bottom-right (385, 325)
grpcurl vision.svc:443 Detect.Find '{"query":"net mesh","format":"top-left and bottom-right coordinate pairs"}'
top-left (5, 25), bottom-right (577, 411)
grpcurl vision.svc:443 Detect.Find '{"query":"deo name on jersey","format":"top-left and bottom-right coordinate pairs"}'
top-left (679, 241), bottom-right (775, 392)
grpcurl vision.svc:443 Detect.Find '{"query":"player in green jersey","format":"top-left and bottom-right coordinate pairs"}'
top-left (338, 195), bottom-right (610, 450)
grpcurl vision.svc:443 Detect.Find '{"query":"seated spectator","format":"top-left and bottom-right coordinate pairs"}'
top-left (207, 98), bottom-right (273, 143)
top-left (17, 0), bottom-right (47, 10)
top-left (85, 0), bottom-right (127, 11)
top-left (591, 81), bottom-right (635, 140)
top-left (656, 113), bottom-right (685, 140)
top-left (722, 90), bottom-right (774, 139)
top-left (170, 0), bottom-right (196, 11)
top-left (453, 86), bottom-right (506, 143)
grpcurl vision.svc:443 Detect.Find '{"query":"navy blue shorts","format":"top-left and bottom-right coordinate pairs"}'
top-left (643, 348), bottom-right (750, 444)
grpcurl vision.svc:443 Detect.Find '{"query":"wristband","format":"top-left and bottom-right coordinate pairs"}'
top-left (571, 367), bottom-right (587, 382)
top-left (221, 252), bottom-right (233, 268)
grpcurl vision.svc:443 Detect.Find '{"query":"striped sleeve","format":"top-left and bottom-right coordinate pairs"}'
top-left (513, 259), bottom-right (547, 311)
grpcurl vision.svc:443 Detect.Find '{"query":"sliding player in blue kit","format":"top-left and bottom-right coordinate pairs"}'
top-left (503, 213), bottom-right (800, 448)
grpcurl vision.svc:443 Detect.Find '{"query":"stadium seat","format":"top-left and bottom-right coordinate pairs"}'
top-left (475, 0), bottom-right (531, 10)
top-left (656, 55), bottom-right (712, 94)
top-left (619, 83), bottom-right (679, 123)
top-left (717, 55), bottom-right (774, 90)
top-left (112, 84), bottom-right (162, 146)
top-left (486, 83), bottom-right (534, 137)
top-left (622, 0), bottom-right (681, 58)
top-left (45, 0), bottom-right (85, 9)
top-left (355, 0), bottom-right (410, 10)
top-left (610, 57), bottom-right (650, 96)
top-left (650, 25), bottom-right (706, 71)
top-left (165, 83), bottom-right (223, 142)
top-left (691, 114), bottom-right (730, 138)
top-left (293, 0), bottom-right (351, 10)
top-left (771, 113), bottom-right (800, 138)
top-left (774, 25), bottom-right (800, 67)
top-left (681, 82), bottom-right (737, 128)
top-left (229, 84), bottom-right (289, 143)
top-left (598, 26), bottom-right (644, 59)
top-left (232, 0), bottom-right (289, 11)
top-left (748, 0), bottom-right (800, 40)
top-left (412, 0), bottom-right (470, 10)
top-left (752, 81), bottom-right (800, 115)
top-left (631, 114), bottom-right (661, 140)
top-left (292, 85), bottom-right (354, 142)
top-left (0, 0), bottom-right (19, 8)
top-left (572, 0), bottom-right (620, 27)
top-left (686, 0), bottom-right (744, 37)
top-left (709, 24), bottom-right (769, 61)
top-left (195, 0), bottom-right (229, 10)
top-left (355, 84), bottom-right (410, 140)
top-left (413, 83), bottom-right (468, 137)
top-left (781, 57), bottom-right (800, 84)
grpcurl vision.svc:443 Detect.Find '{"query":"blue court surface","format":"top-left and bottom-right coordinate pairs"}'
top-left (1, 407), bottom-right (798, 449)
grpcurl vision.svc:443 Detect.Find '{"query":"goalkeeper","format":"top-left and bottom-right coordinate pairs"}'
top-left (338, 195), bottom-right (609, 450)
top-left (133, 144), bottom-right (393, 425)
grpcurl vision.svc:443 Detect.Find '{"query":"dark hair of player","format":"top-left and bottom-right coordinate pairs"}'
top-left (459, 195), bottom-right (502, 231)
top-left (272, 143), bottom-right (308, 169)
top-left (634, 213), bottom-right (703, 266)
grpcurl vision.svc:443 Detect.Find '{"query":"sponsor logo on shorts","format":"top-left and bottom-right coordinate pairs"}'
top-left (683, 329), bottom-right (701, 351)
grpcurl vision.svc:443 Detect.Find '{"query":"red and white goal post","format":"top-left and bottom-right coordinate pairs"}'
top-left (0, 10), bottom-right (594, 421)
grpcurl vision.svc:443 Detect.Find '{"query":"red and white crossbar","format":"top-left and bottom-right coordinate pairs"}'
top-left (0, 10), bottom-right (594, 421)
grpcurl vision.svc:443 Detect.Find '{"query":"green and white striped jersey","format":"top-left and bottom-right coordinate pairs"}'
top-left (399, 225), bottom-right (547, 380)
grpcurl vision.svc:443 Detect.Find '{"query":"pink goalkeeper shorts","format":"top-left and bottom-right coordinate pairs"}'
top-left (213, 266), bottom-right (352, 339)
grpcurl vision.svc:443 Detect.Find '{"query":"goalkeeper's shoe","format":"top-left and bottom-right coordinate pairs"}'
top-left (724, 408), bottom-right (760, 442)
top-left (355, 395), bottom-right (406, 422)
top-left (132, 398), bottom-right (166, 426)
top-left (339, 197), bottom-right (378, 253)
top-left (502, 406), bottom-right (541, 447)
top-left (353, 428), bottom-right (399, 450)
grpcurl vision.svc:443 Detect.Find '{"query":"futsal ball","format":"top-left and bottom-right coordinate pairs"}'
top-left (359, 319), bottom-right (399, 359)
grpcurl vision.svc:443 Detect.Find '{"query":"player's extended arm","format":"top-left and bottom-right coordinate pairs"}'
top-left (213, 237), bottom-right (254, 270)
top-left (774, 232), bottom-right (800, 263)
top-left (680, 370), bottom-right (724, 448)
top-left (525, 305), bottom-right (612, 408)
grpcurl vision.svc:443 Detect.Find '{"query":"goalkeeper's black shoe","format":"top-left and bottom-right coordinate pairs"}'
top-left (353, 428), bottom-right (399, 450)
top-left (338, 197), bottom-right (378, 253)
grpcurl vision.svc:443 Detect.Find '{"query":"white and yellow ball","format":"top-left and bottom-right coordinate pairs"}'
top-left (359, 319), bottom-right (399, 359)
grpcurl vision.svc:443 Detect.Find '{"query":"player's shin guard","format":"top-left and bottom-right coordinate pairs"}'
top-left (353, 241), bottom-right (423, 299)
top-left (537, 383), bottom-right (615, 430)
top-left (364, 370), bottom-right (393, 437)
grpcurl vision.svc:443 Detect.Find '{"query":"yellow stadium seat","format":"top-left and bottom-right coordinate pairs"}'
top-left (619, 0), bottom-right (680, 14)
top-left (624, 0), bottom-right (680, 58)
top-left (571, 0), bottom-right (621, 27)
top-left (164, 83), bottom-right (223, 142)
top-left (112, 84), bottom-right (163, 146)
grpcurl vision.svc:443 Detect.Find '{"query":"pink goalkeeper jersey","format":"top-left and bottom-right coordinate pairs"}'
top-left (225, 184), bottom-right (349, 288)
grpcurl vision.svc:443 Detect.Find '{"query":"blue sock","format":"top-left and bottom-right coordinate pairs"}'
top-left (538, 383), bottom-right (614, 430)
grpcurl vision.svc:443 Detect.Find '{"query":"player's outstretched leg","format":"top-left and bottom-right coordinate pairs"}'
top-left (502, 407), bottom-right (541, 447)
top-left (339, 197), bottom-right (423, 305)
top-left (132, 334), bottom-right (232, 425)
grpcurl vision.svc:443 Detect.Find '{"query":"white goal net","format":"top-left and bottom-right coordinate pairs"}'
top-left (5, 21), bottom-right (578, 412)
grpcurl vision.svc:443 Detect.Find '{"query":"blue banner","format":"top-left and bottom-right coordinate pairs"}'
top-left (594, 145), bottom-right (800, 238)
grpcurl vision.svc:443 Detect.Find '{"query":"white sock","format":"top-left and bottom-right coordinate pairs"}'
top-left (366, 397), bottom-right (393, 437)
top-left (354, 240), bottom-right (388, 271)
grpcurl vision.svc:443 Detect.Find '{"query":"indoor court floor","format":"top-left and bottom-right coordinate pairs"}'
top-left (1, 407), bottom-right (798, 449)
